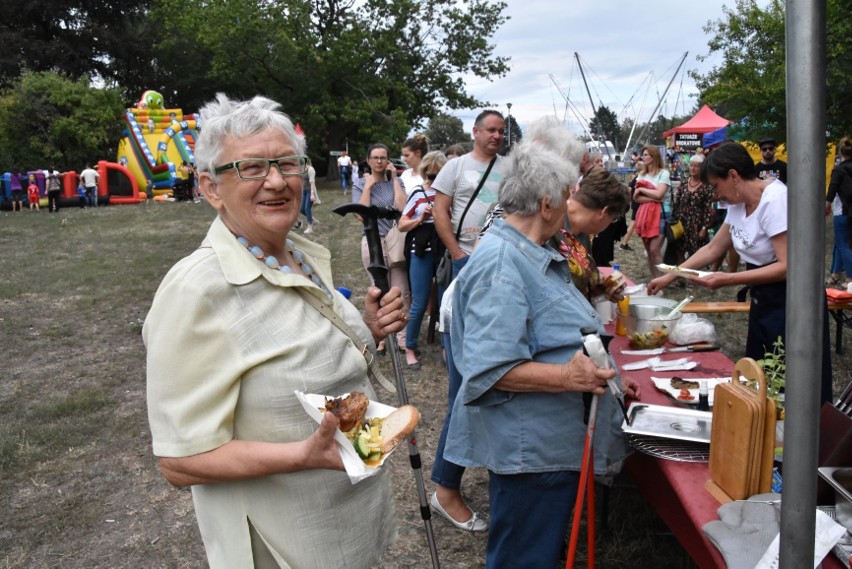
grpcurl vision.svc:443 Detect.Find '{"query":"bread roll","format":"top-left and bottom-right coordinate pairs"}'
top-left (379, 405), bottom-right (420, 454)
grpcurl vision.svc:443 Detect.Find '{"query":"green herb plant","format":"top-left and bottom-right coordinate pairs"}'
top-left (757, 336), bottom-right (786, 413)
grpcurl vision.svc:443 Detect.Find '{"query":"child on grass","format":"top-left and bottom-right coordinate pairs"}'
top-left (27, 180), bottom-right (40, 211)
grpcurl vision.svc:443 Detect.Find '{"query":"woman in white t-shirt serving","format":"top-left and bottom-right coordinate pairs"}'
top-left (648, 142), bottom-right (832, 404)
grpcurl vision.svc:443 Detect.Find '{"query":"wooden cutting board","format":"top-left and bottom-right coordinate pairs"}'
top-left (709, 358), bottom-right (769, 500)
top-left (759, 398), bottom-right (777, 494)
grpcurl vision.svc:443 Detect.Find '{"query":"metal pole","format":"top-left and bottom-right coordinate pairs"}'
top-left (632, 52), bottom-right (688, 147)
top-left (781, 1), bottom-right (825, 567)
top-left (507, 103), bottom-right (512, 148)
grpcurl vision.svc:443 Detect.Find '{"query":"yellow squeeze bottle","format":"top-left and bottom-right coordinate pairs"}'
top-left (615, 295), bottom-right (630, 336)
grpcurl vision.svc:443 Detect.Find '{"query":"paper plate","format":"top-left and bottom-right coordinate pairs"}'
top-left (295, 391), bottom-right (400, 484)
top-left (656, 264), bottom-right (713, 279)
top-left (651, 377), bottom-right (730, 406)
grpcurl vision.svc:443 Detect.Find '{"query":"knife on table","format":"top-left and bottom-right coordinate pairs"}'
top-left (620, 343), bottom-right (719, 356)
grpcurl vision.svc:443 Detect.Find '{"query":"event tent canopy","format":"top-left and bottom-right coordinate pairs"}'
top-left (662, 105), bottom-right (732, 138)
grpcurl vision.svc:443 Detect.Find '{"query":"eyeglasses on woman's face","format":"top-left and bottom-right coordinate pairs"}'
top-left (214, 156), bottom-right (307, 180)
top-left (370, 156), bottom-right (389, 162)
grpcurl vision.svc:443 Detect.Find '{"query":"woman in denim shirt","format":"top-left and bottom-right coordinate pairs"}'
top-left (445, 119), bottom-right (640, 568)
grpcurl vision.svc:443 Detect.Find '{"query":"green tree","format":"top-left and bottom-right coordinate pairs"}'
top-left (588, 106), bottom-right (621, 149)
top-left (425, 113), bottom-right (471, 149)
top-left (152, 0), bottom-right (510, 170)
top-left (0, 72), bottom-right (125, 171)
top-left (0, 0), bottom-right (152, 90)
top-left (501, 114), bottom-right (522, 155)
top-left (692, 0), bottom-right (852, 141)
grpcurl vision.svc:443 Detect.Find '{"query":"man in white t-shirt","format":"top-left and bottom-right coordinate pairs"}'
top-left (79, 163), bottom-right (100, 207)
top-left (433, 110), bottom-right (505, 278)
top-left (337, 150), bottom-right (352, 194)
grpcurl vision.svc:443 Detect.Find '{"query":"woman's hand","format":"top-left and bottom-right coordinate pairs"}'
top-left (558, 351), bottom-right (614, 395)
top-left (301, 412), bottom-right (345, 471)
top-left (692, 271), bottom-right (733, 290)
top-left (621, 376), bottom-right (641, 400)
top-left (647, 273), bottom-right (678, 295)
top-left (420, 204), bottom-right (432, 222)
top-left (363, 286), bottom-right (407, 343)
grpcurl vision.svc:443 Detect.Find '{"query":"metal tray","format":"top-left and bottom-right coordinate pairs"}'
top-left (622, 402), bottom-right (713, 444)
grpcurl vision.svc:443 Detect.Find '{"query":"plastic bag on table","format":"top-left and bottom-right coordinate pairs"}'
top-left (669, 312), bottom-right (717, 345)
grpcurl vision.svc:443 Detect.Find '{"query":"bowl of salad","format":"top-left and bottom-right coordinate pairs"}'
top-left (618, 303), bottom-right (682, 349)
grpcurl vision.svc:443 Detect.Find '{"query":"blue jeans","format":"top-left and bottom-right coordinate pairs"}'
top-left (300, 189), bottom-right (313, 224)
top-left (339, 167), bottom-right (350, 191)
top-left (486, 470), bottom-right (580, 569)
top-left (430, 332), bottom-right (466, 489)
top-left (451, 254), bottom-right (469, 279)
top-left (831, 215), bottom-right (852, 275)
top-left (405, 253), bottom-right (435, 350)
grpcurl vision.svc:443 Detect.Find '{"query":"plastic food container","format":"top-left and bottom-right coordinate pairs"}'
top-left (618, 303), bottom-right (683, 349)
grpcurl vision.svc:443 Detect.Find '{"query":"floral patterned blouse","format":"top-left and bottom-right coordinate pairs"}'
top-left (674, 180), bottom-right (716, 257)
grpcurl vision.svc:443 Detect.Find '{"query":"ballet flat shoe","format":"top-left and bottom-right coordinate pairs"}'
top-left (430, 492), bottom-right (488, 532)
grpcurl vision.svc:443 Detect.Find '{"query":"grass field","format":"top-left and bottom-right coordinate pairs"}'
top-left (1, 180), bottom-right (848, 568)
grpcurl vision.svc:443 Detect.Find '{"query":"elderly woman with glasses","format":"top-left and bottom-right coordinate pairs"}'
top-left (352, 143), bottom-right (410, 355)
top-left (143, 94), bottom-right (406, 569)
top-left (444, 117), bottom-right (639, 568)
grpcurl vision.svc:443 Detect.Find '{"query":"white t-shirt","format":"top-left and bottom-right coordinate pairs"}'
top-left (400, 168), bottom-right (423, 196)
top-left (337, 155), bottom-right (352, 168)
top-left (725, 179), bottom-right (787, 266)
top-left (432, 154), bottom-right (504, 255)
top-left (80, 168), bottom-right (99, 188)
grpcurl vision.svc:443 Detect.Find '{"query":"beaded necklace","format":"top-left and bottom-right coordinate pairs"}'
top-left (236, 235), bottom-right (333, 300)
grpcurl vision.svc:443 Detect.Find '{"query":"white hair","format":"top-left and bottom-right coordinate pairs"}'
top-left (194, 93), bottom-right (305, 180)
top-left (498, 117), bottom-right (583, 215)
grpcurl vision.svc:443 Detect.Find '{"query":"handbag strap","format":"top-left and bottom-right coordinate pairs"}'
top-left (454, 156), bottom-right (498, 241)
top-left (298, 289), bottom-right (396, 393)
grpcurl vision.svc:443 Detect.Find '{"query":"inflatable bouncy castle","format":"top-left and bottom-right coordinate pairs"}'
top-left (117, 90), bottom-right (200, 196)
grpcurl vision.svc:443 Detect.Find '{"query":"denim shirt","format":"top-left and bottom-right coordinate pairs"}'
top-left (444, 219), bottom-right (629, 475)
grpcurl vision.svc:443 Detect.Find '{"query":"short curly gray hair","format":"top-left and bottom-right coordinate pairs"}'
top-left (194, 93), bottom-right (305, 181)
top-left (498, 117), bottom-right (583, 216)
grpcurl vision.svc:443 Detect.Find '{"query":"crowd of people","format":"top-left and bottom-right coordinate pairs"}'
top-left (142, 91), bottom-right (845, 568)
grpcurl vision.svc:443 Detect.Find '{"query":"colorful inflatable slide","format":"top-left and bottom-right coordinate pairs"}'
top-left (116, 90), bottom-right (200, 197)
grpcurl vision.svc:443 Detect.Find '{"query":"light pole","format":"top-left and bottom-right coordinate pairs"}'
top-left (506, 103), bottom-right (513, 148)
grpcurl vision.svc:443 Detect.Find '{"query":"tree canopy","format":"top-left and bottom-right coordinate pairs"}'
top-left (692, 0), bottom-right (852, 142)
top-left (0, 72), bottom-right (124, 172)
top-left (151, 0), bottom-right (510, 166)
top-left (588, 106), bottom-right (621, 149)
top-left (425, 113), bottom-right (471, 149)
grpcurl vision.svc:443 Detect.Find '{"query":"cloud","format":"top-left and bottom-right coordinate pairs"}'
top-left (450, 0), bottom-right (747, 143)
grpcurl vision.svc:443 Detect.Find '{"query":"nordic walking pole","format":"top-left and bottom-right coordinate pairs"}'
top-left (334, 203), bottom-right (441, 569)
top-left (566, 329), bottom-right (613, 569)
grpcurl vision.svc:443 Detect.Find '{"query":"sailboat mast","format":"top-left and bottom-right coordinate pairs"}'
top-left (575, 52), bottom-right (611, 158)
top-left (633, 52), bottom-right (689, 148)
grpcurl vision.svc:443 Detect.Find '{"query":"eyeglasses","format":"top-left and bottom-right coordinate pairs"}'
top-left (370, 156), bottom-right (389, 162)
top-left (213, 156), bottom-right (308, 179)
top-left (760, 146), bottom-right (775, 152)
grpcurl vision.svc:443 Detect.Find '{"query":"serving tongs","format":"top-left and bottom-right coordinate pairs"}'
top-left (663, 295), bottom-right (694, 319)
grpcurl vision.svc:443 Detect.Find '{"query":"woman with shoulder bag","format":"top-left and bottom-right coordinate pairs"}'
top-left (398, 151), bottom-right (447, 370)
top-left (632, 146), bottom-right (671, 277)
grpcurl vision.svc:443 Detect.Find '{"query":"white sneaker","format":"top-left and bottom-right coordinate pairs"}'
top-left (304, 225), bottom-right (314, 234)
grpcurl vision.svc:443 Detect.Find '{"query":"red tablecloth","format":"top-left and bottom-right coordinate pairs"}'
top-left (609, 328), bottom-right (844, 569)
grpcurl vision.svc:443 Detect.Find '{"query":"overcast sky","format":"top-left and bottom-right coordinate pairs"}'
top-left (449, 0), bottom-right (752, 143)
